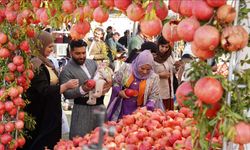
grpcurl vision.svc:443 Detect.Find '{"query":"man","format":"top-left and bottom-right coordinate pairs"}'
top-left (118, 29), bottom-right (130, 48)
top-left (86, 27), bottom-right (109, 64)
top-left (59, 40), bottom-right (112, 139)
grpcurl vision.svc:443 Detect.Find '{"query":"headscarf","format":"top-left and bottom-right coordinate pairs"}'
top-left (31, 31), bottom-right (55, 70)
top-left (154, 48), bottom-right (172, 63)
top-left (131, 50), bottom-right (154, 80)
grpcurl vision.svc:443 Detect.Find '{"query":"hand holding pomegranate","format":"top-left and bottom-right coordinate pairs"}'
top-left (119, 90), bottom-right (130, 99)
top-left (82, 79), bottom-right (96, 92)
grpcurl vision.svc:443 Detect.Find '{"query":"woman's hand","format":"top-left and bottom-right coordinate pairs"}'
top-left (119, 90), bottom-right (130, 99)
top-left (60, 79), bottom-right (79, 93)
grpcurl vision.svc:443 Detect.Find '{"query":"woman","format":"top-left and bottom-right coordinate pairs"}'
top-left (107, 50), bottom-right (160, 121)
top-left (22, 31), bottom-right (79, 150)
top-left (153, 36), bottom-right (176, 110)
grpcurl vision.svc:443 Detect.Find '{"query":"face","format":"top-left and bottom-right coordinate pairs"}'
top-left (94, 30), bottom-right (103, 41)
top-left (159, 44), bottom-right (170, 54)
top-left (138, 64), bottom-right (152, 77)
top-left (44, 43), bottom-right (54, 57)
top-left (70, 46), bottom-right (86, 65)
top-left (113, 34), bottom-right (120, 41)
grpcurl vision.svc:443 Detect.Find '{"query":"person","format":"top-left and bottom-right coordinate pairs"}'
top-left (86, 27), bottom-right (109, 64)
top-left (59, 39), bottom-right (112, 139)
top-left (127, 25), bottom-right (151, 57)
top-left (125, 41), bottom-right (158, 63)
top-left (177, 54), bottom-right (194, 83)
top-left (153, 36), bottom-right (176, 110)
top-left (118, 29), bottom-right (130, 48)
top-left (22, 31), bottom-right (79, 150)
top-left (105, 26), bottom-right (114, 43)
top-left (107, 50), bottom-right (160, 121)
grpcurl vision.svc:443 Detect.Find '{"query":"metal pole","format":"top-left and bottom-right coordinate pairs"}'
top-left (223, 0), bottom-right (240, 149)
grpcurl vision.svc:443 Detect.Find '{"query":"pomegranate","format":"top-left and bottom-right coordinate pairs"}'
top-left (221, 25), bottom-right (249, 51)
top-left (0, 124), bottom-right (4, 134)
top-left (206, 0), bottom-right (227, 7)
top-left (114, 0), bottom-right (132, 11)
top-left (193, 25), bottom-right (220, 51)
top-left (192, 0), bottom-right (214, 21)
top-left (162, 20), bottom-right (180, 42)
top-left (15, 120), bottom-right (24, 130)
top-left (7, 63), bottom-right (17, 72)
top-left (124, 89), bottom-right (138, 97)
top-left (31, 0), bottom-right (41, 8)
top-left (5, 10), bottom-right (17, 23)
top-left (62, 0), bottom-right (75, 13)
top-left (191, 42), bottom-right (215, 60)
top-left (0, 32), bottom-right (8, 44)
top-left (13, 55), bottom-right (24, 66)
top-left (20, 40), bottom-right (30, 52)
top-left (7, 41), bottom-right (17, 51)
top-left (85, 79), bottom-right (96, 89)
top-left (23, 69), bottom-right (34, 80)
top-left (194, 77), bottom-right (223, 104)
top-left (103, 0), bottom-right (114, 8)
top-left (88, 0), bottom-right (99, 8)
top-left (83, 5), bottom-right (94, 19)
top-left (93, 6), bottom-right (109, 23)
top-left (17, 137), bottom-right (26, 148)
top-left (75, 20), bottom-right (91, 35)
top-left (177, 16), bottom-right (200, 42)
top-left (0, 48), bottom-right (10, 59)
top-left (179, 0), bottom-right (193, 17)
top-left (205, 102), bottom-right (221, 118)
top-left (216, 5), bottom-right (236, 24)
top-left (126, 3), bottom-right (145, 22)
top-left (176, 82), bottom-right (193, 107)
top-left (140, 16), bottom-right (162, 37)
top-left (233, 122), bottom-right (250, 145)
top-left (169, 0), bottom-right (182, 13)
top-left (0, 133), bottom-right (12, 145)
top-left (146, 1), bottom-right (168, 20)
top-left (5, 122), bottom-right (15, 132)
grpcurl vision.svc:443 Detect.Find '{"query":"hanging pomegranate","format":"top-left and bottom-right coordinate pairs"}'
top-left (103, 0), bottom-right (114, 8)
top-left (233, 122), bottom-right (250, 145)
top-left (193, 25), bottom-right (220, 51)
top-left (206, 0), bottom-right (227, 8)
top-left (217, 5), bottom-right (236, 24)
top-left (177, 16), bottom-right (200, 42)
top-left (62, 0), bottom-right (75, 14)
top-left (88, 0), bottom-right (99, 8)
top-left (140, 16), bottom-right (162, 37)
top-left (191, 42), bottom-right (215, 60)
top-left (221, 25), bottom-right (249, 51)
top-left (169, 0), bottom-right (182, 13)
top-left (146, 1), bottom-right (168, 20)
top-left (93, 6), bottom-right (109, 23)
top-left (194, 77), bottom-right (223, 105)
top-left (176, 81), bottom-right (193, 107)
top-left (192, 0), bottom-right (214, 21)
top-left (83, 5), bottom-right (94, 19)
top-left (126, 3), bottom-right (145, 22)
top-left (114, 0), bottom-right (132, 11)
top-left (73, 7), bottom-right (85, 21)
top-left (162, 20), bottom-right (181, 42)
top-left (179, 0), bottom-right (192, 17)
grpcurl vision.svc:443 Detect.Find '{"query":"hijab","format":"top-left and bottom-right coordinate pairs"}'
top-left (31, 31), bottom-right (55, 71)
top-left (131, 50), bottom-right (154, 80)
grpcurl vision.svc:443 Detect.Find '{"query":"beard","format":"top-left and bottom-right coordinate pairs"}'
top-left (72, 57), bottom-right (85, 65)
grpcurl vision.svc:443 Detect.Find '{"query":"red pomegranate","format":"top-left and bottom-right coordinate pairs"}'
top-left (206, 0), bottom-right (227, 7)
top-left (205, 103), bottom-right (221, 118)
top-left (93, 6), bottom-right (109, 23)
top-left (88, 0), bottom-right (99, 8)
top-left (169, 0), bottom-right (182, 13)
top-left (62, 0), bottom-right (75, 13)
top-left (140, 16), bottom-right (162, 37)
top-left (0, 32), bottom-right (7, 44)
top-left (126, 3), bottom-right (145, 22)
top-left (176, 81), bottom-right (193, 107)
top-left (179, 0), bottom-right (193, 17)
top-left (191, 42), bottom-right (215, 60)
top-left (75, 20), bottom-right (90, 35)
top-left (217, 5), bottom-right (236, 24)
top-left (103, 0), bottom-right (114, 8)
top-left (162, 20), bottom-right (181, 42)
top-left (233, 122), bottom-right (250, 145)
top-left (83, 5), bottom-right (94, 19)
top-left (194, 77), bottom-right (223, 104)
top-left (146, 1), bottom-right (168, 20)
top-left (192, 0), bottom-right (214, 21)
top-left (73, 7), bottom-right (85, 21)
top-left (221, 25), bottom-right (249, 51)
top-left (114, 0), bottom-right (132, 11)
top-left (193, 25), bottom-right (220, 51)
top-left (177, 16), bottom-right (200, 42)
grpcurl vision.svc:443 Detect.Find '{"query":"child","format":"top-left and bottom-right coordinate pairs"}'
top-left (87, 63), bottom-right (113, 105)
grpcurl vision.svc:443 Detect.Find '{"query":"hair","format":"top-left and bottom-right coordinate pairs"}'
top-left (141, 41), bottom-right (158, 53)
top-left (112, 32), bottom-right (120, 36)
top-left (69, 39), bottom-right (87, 51)
top-left (124, 30), bottom-right (130, 35)
top-left (157, 36), bottom-right (169, 45)
top-left (107, 26), bottom-right (113, 31)
top-left (181, 54), bottom-right (193, 60)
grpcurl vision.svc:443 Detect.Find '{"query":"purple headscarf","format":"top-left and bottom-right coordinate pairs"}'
top-left (131, 50), bottom-right (154, 80)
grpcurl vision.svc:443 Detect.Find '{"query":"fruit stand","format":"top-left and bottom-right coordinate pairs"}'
top-left (0, 0), bottom-right (249, 150)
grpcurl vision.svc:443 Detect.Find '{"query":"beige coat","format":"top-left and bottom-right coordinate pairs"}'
top-left (153, 56), bottom-right (175, 99)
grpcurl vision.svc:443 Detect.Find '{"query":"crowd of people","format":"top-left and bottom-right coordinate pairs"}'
top-left (22, 25), bottom-right (199, 149)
